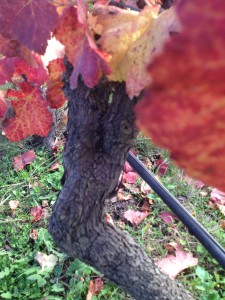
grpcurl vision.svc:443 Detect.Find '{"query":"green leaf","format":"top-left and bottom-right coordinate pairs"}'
top-left (195, 266), bottom-right (211, 282)
top-left (37, 277), bottom-right (47, 287)
top-left (1, 292), bottom-right (12, 299)
top-left (27, 274), bottom-right (42, 281)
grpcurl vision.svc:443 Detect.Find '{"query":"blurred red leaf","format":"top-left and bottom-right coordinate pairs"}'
top-left (0, 0), bottom-right (58, 54)
top-left (14, 57), bottom-right (48, 85)
top-left (156, 159), bottom-right (168, 176)
top-left (160, 211), bottom-right (177, 224)
top-left (13, 150), bottom-right (36, 171)
top-left (0, 57), bottom-right (18, 85)
top-left (2, 81), bottom-right (52, 141)
top-left (86, 278), bottom-right (104, 300)
top-left (123, 161), bottom-right (133, 173)
top-left (123, 172), bottom-right (137, 184)
top-left (157, 250), bottom-right (198, 279)
top-left (124, 209), bottom-right (149, 226)
top-left (135, 0), bottom-right (225, 192)
top-left (30, 206), bottom-right (43, 222)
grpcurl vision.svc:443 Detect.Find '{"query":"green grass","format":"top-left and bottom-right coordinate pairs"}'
top-left (0, 136), bottom-right (225, 299)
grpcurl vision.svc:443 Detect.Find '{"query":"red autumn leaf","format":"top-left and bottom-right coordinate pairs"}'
top-left (0, 0), bottom-right (58, 54)
top-left (2, 81), bottom-right (53, 142)
top-left (156, 159), bottom-right (168, 176)
top-left (0, 57), bottom-right (18, 85)
top-left (123, 171), bottom-right (137, 184)
top-left (46, 58), bottom-right (67, 109)
top-left (0, 34), bottom-right (40, 67)
top-left (123, 161), bottom-right (133, 173)
top-left (14, 57), bottom-right (48, 85)
top-left (13, 150), bottom-right (36, 171)
top-left (135, 0), bottom-right (225, 192)
top-left (86, 278), bottom-right (104, 300)
top-left (157, 250), bottom-right (198, 279)
top-left (124, 209), bottom-right (149, 226)
top-left (160, 211), bottom-right (177, 224)
top-left (54, 6), bottom-right (110, 89)
top-left (30, 206), bottom-right (43, 222)
top-left (46, 79), bottom-right (67, 109)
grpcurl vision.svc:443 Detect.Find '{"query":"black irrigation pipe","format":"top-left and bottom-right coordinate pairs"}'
top-left (127, 151), bottom-right (225, 270)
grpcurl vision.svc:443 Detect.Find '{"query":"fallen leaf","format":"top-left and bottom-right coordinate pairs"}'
top-left (105, 213), bottom-right (114, 226)
top-left (30, 229), bottom-right (39, 240)
top-left (156, 159), bottom-right (168, 176)
top-left (13, 150), bottom-right (36, 171)
top-left (166, 242), bottom-right (182, 254)
top-left (139, 199), bottom-right (151, 212)
top-left (86, 278), bottom-right (104, 300)
top-left (210, 189), bottom-right (225, 205)
top-left (41, 200), bottom-right (49, 208)
top-left (123, 171), bottom-right (137, 184)
top-left (140, 180), bottom-right (153, 195)
top-left (123, 183), bottom-right (140, 194)
top-left (219, 220), bottom-right (225, 229)
top-left (160, 211), bottom-right (177, 224)
top-left (123, 161), bottom-right (133, 173)
top-left (157, 250), bottom-right (198, 279)
top-left (124, 209), bottom-right (149, 226)
top-left (9, 200), bottom-right (19, 210)
top-left (49, 161), bottom-right (60, 171)
top-left (35, 252), bottom-right (58, 270)
top-left (30, 206), bottom-right (43, 222)
top-left (185, 176), bottom-right (205, 189)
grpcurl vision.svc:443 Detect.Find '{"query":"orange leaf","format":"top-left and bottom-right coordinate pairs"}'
top-left (46, 58), bottom-right (67, 109)
top-left (2, 82), bottom-right (53, 141)
top-left (86, 278), bottom-right (104, 300)
top-left (136, 0), bottom-right (225, 191)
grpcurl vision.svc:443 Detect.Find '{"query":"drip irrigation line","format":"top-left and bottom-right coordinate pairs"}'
top-left (127, 151), bottom-right (225, 269)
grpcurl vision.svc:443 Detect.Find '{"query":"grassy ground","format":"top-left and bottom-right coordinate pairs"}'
top-left (0, 136), bottom-right (225, 300)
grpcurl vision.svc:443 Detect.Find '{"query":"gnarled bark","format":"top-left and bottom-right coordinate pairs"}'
top-left (49, 69), bottom-right (194, 299)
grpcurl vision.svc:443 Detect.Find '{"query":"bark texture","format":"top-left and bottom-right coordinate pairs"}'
top-left (49, 67), bottom-right (194, 299)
